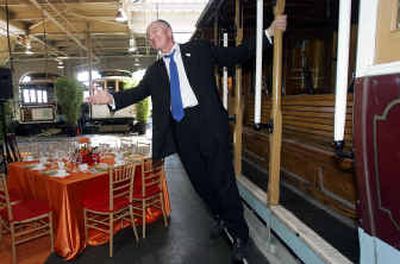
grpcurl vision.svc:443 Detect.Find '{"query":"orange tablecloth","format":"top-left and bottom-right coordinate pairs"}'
top-left (7, 161), bottom-right (170, 260)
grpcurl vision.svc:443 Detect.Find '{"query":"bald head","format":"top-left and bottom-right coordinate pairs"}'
top-left (147, 19), bottom-right (172, 32)
top-left (147, 20), bottom-right (175, 53)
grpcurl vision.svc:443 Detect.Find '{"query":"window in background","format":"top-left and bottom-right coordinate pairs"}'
top-left (23, 89), bottom-right (30, 103)
top-left (43, 90), bottom-right (48, 103)
top-left (37, 90), bottom-right (43, 103)
top-left (375, 0), bottom-right (400, 63)
top-left (29, 89), bottom-right (36, 103)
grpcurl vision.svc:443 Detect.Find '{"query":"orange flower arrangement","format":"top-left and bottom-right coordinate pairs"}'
top-left (74, 137), bottom-right (99, 165)
top-left (78, 137), bottom-right (90, 144)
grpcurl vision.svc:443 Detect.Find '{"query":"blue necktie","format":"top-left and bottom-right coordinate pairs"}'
top-left (165, 50), bottom-right (185, 122)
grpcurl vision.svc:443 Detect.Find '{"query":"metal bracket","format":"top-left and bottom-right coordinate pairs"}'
top-left (254, 119), bottom-right (274, 134)
top-left (228, 115), bottom-right (236, 124)
top-left (333, 140), bottom-right (354, 159)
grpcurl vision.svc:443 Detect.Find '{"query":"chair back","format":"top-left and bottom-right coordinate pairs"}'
top-left (136, 140), bottom-right (151, 155)
top-left (140, 159), bottom-right (164, 196)
top-left (0, 143), bottom-right (7, 173)
top-left (108, 162), bottom-right (137, 210)
top-left (0, 173), bottom-right (13, 222)
top-left (5, 133), bottom-right (21, 163)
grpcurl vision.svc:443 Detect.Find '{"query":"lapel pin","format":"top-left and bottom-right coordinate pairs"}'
top-left (185, 53), bottom-right (191, 57)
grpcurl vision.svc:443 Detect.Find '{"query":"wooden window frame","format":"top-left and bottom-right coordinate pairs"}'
top-left (375, 0), bottom-right (400, 64)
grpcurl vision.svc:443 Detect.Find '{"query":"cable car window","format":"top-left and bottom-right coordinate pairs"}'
top-left (376, 0), bottom-right (400, 63)
top-left (397, 0), bottom-right (400, 29)
top-left (23, 89), bottom-right (30, 103)
top-left (43, 90), bottom-right (48, 103)
top-left (29, 89), bottom-right (36, 103)
top-left (37, 90), bottom-right (43, 103)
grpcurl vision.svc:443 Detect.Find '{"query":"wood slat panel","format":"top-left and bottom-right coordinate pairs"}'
top-left (245, 93), bottom-right (353, 148)
top-left (283, 115), bottom-right (353, 127)
top-left (242, 127), bottom-right (357, 220)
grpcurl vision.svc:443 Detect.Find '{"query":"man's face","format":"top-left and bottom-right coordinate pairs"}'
top-left (147, 22), bottom-right (173, 51)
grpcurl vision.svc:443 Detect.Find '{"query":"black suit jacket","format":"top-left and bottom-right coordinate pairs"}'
top-left (113, 38), bottom-right (271, 159)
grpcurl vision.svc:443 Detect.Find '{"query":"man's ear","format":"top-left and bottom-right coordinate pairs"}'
top-left (167, 29), bottom-right (173, 39)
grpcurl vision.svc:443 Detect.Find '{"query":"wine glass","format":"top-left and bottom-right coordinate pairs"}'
top-left (39, 152), bottom-right (47, 167)
top-left (57, 160), bottom-right (65, 172)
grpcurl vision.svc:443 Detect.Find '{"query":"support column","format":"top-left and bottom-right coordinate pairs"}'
top-left (267, 0), bottom-right (285, 205)
top-left (86, 22), bottom-right (93, 119)
top-left (233, 0), bottom-right (244, 177)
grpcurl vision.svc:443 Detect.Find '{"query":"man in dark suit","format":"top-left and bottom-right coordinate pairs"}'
top-left (89, 17), bottom-right (286, 262)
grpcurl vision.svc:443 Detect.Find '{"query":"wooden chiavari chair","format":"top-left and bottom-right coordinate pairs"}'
top-left (0, 143), bottom-right (7, 173)
top-left (131, 158), bottom-right (168, 238)
top-left (83, 162), bottom-right (139, 257)
top-left (5, 133), bottom-right (21, 163)
top-left (0, 173), bottom-right (54, 264)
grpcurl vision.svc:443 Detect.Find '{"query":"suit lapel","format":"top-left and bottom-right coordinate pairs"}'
top-left (156, 59), bottom-right (170, 107)
top-left (179, 44), bottom-right (195, 88)
top-left (179, 44), bottom-right (200, 99)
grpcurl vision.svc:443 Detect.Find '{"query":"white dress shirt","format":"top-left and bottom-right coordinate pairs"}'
top-left (110, 31), bottom-right (272, 110)
top-left (161, 43), bottom-right (199, 109)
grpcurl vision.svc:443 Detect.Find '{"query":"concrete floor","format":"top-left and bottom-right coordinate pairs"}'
top-left (44, 153), bottom-right (268, 264)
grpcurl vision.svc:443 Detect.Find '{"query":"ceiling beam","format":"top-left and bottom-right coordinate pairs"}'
top-left (27, 16), bottom-right (128, 33)
top-left (0, 4), bottom-right (68, 58)
top-left (4, 0), bottom-right (115, 6)
top-left (28, 0), bottom-right (88, 52)
top-left (0, 7), bottom-right (27, 31)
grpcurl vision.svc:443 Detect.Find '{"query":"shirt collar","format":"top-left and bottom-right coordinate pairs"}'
top-left (160, 43), bottom-right (179, 58)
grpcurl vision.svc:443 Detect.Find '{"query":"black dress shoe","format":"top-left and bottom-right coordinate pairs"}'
top-left (209, 218), bottom-right (225, 240)
top-left (231, 238), bottom-right (249, 263)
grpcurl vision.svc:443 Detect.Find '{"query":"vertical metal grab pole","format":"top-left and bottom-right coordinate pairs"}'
top-left (87, 23), bottom-right (93, 120)
top-left (267, 0), bottom-right (285, 205)
top-left (334, 0), bottom-right (352, 143)
top-left (233, 0), bottom-right (243, 177)
top-left (223, 32), bottom-right (228, 110)
top-left (254, 0), bottom-right (263, 125)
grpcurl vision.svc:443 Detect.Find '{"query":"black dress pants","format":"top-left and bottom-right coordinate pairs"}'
top-left (172, 106), bottom-right (249, 242)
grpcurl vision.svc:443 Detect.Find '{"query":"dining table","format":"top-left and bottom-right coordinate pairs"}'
top-left (7, 154), bottom-right (171, 260)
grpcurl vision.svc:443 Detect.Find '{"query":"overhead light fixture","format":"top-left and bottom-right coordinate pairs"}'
top-left (115, 7), bottom-right (127, 23)
top-left (57, 60), bottom-right (64, 69)
top-left (25, 46), bottom-right (33, 55)
top-left (25, 36), bottom-right (34, 55)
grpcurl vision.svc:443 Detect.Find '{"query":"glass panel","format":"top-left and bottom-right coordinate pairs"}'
top-left (29, 89), bottom-right (36, 103)
top-left (23, 89), bottom-right (30, 103)
top-left (37, 90), bottom-right (43, 103)
top-left (397, 0), bottom-right (400, 29)
top-left (43, 90), bottom-right (48, 103)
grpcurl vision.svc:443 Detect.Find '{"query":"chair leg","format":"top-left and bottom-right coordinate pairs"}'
top-left (10, 223), bottom-right (17, 264)
top-left (109, 213), bottom-right (113, 257)
top-left (0, 219), bottom-right (3, 242)
top-left (142, 200), bottom-right (146, 239)
top-left (49, 212), bottom-right (54, 252)
top-left (84, 209), bottom-right (89, 243)
top-left (160, 193), bottom-right (168, 227)
top-left (130, 206), bottom-right (139, 243)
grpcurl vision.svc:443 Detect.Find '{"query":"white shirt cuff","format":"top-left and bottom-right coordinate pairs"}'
top-left (108, 96), bottom-right (116, 110)
top-left (264, 29), bottom-right (273, 44)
